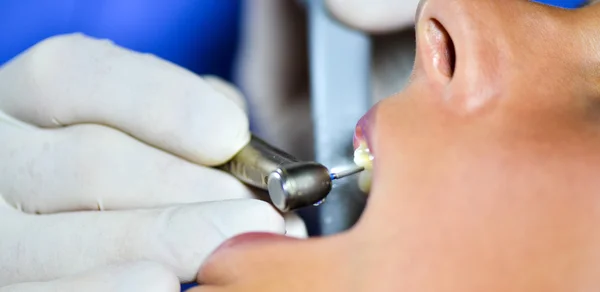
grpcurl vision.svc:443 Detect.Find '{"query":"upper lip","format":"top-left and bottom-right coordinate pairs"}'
top-left (353, 123), bottom-right (366, 149)
top-left (354, 106), bottom-right (376, 152)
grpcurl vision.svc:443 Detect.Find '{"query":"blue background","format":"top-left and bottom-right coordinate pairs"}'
top-left (532, 0), bottom-right (586, 8)
top-left (0, 0), bottom-right (586, 290)
top-left (0, 0), bottom-right (242, 80)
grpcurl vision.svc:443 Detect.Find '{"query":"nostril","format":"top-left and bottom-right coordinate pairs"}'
top-left (424, 18), bottom-right (456, 78)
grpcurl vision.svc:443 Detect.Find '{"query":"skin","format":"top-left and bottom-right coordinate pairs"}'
top-left (192, 0), bottom-right (600, 291)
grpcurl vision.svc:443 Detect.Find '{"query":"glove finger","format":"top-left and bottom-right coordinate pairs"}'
top-left (326, 0), bottom-right (420, 33)
top-left (203, 76), bottom-right (248, 116)
top-left (283, 212), bottom-right (308, 239)
top-left (0, 33), bottom-right (249, 166)
top-left (0, 120), bottom-right (258, 214)
top-left (0, 199), bottom-right (285, 286)
top-left (0, 261), bottom-right (179, 292)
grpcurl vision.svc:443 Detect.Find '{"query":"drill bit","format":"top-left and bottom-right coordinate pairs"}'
top-left (330, 166), bottom-right (365, 180)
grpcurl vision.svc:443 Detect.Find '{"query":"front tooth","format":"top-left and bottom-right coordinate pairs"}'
top-left (353, 142), bottom-right (373, 170)
top-left (358, 170), bottom-right (372, 194)
top-left (354, 142), bottom-right (373, 194)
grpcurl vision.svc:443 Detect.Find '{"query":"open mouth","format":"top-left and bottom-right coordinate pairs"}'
top-left (353, 105), bottom-right (375, 194)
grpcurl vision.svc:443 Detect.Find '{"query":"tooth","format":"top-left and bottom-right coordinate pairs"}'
top-left (358, 170), bottom-right (372, 194)
top-left (354, 142), bottom-right (373, 194)
top-left (353, 142), bottom-right (373, 170)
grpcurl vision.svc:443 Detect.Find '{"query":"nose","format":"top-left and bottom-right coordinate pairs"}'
top-left (413, 0), bottom-right (546, 115)
top-left (413, 0), bottom-right (588, 117)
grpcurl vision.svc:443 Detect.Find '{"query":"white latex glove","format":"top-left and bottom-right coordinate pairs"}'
top-left (0, 33), bottom-right (306, 292)
top-left (326, 0), bottom-right (421, 34)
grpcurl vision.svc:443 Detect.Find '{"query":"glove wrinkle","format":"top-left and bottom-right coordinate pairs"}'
top-left (0, 111), bottom-right (36, 131)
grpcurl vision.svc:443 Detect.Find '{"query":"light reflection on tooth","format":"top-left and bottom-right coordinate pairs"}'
top-left (354, 142), bottom-right (373, 194)
top-left (353, 142), bottom-right (373, 170)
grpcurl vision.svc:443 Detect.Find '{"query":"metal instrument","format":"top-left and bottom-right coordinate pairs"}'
top-left (219, 135), bottom-right (363, 213)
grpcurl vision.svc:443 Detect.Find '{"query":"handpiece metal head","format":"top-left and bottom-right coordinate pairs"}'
top-left (267, 162), bottom-right (332, 212)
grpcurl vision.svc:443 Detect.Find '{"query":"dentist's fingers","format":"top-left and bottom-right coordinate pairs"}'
top-left (0, 33), bottom-right (249, 166)
top-left (0, 262), bottom-right (179, 292)
top-left (283, 212), bottom-right (308, 238)
top-left (0, 120), bottom-right (254, 214)
top-left (203, 76), bottom-right (248, 116)
top-left (326, 0), bottom-right (421, 34)
top-left (0, 199), bottom-right (285, 286)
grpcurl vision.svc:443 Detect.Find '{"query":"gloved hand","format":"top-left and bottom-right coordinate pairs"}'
top-left (326, 0), bottom-right (421, 33)
top-left (0, 33), bottom-right (306, 292)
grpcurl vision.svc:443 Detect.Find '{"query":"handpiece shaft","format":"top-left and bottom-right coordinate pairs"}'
top-left (219, 135), bottom-right (364, 212)
top-left (219, 135), bottom-right (299, 190)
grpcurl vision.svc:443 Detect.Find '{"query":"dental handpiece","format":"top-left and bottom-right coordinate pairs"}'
top-left (219, 135), bottom-right (363, 212)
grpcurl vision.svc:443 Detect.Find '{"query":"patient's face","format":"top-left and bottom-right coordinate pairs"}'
top-left (194, 1), bottom-right (600, 291)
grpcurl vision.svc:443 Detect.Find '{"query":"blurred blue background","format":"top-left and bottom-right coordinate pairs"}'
top-left (0, 0), bottom-right (587, 290)
top-left (0, 0), bottom-right (242, 80)
top-left (532, 0), bottom-right (586, 8)
top-left (0, 0), bottom-right (587, 78)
